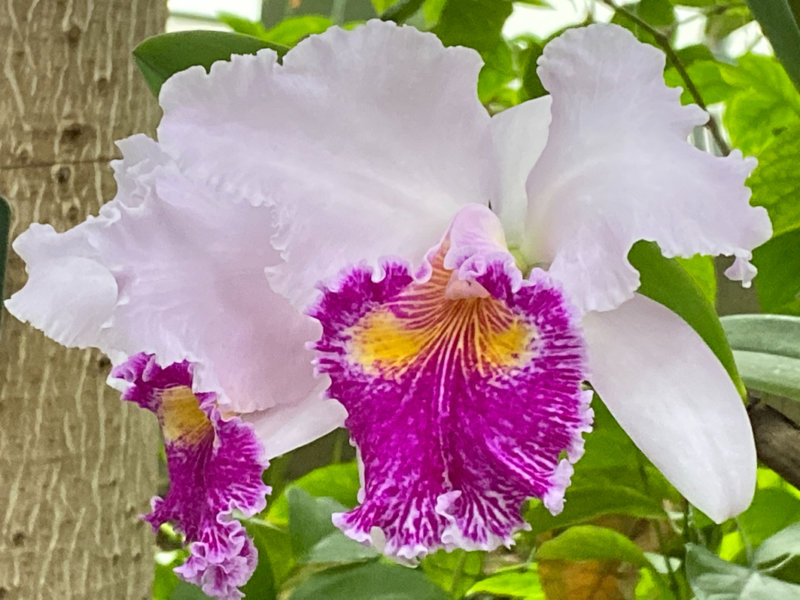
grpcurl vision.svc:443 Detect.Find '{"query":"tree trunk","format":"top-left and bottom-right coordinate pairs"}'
top-left (0, 1), bottom-right (166, 598)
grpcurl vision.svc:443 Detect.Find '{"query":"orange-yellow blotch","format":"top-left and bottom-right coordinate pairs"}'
top-left (349, 295), bottom-right (536, 377)
top-left (159, 386), bottom-right (213, 445)
top-left (350, 310), bottom-right (428, 372)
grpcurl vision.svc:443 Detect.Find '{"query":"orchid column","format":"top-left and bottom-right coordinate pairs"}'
top-left (0, 1), bottom-right (165, 597)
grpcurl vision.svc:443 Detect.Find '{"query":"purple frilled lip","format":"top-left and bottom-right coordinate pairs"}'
top-left (310, 228), bottom-right (593, 561)
top-left (111, 353), bottom-right (270, 600)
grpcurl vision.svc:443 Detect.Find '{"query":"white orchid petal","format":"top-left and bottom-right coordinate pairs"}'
top-left (525, 24), bottom-right (771, 313)
top-left (157, 20), bottom-right (493, 308)
top-left (489, 97), bottom-right (552, 248)
top-left (8, 135), bottom-right (319, 415)
top-left (244, 387), bottom-right (347, 459)
top-left (6, 250), bottom-right (117, 348)
top-left (582, 294), bottom-right (756, 522)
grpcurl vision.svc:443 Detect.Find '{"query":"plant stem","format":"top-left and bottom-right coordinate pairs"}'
top-left (637, 458), bottom-right (682, 598)
top-left (601, 0), bottom-right (732, 156)
top-left (331, 0), bottom-right (348, 24)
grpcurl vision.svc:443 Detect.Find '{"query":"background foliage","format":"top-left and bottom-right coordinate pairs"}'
top-left (131, 1), bottom-right (800, 598)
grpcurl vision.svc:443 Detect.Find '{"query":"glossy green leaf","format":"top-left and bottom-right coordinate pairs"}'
top-left (261, 16), bottom-right (334, 46)
top-left (242, 518), bottom-right (295, 585)
top-left (635, 567), bottom-right (677, 600)
top-left (433, 0), bottom-right (513, 52)
top-left (525, 485), bottom-right (666, 536)
top-left (170, 581), bottom-right (213, 600)
top-left (268, 461), bottom-right (359, 525)
top-left (466, 567), bottom-right (545, 599)
top-left (380, 0), bottom-right (425, 22)
top-left (705, 6), bottom-right (753, 43)
top-left (133, 31), bottom-right (289, 96)
top-left (289, 562), bottom-right (450, 600)
top-left (287, 488), bottom-right (346, 559)
top-left (721, 56), bottom-right (800, 156)
top-left (746, 0), bottom-right (800, 93)
top-left (754, 523), bottom-right (800, 584)
top-left (753, 229), bottom-right (800, 315)
top-left (748, 122), bottom-right (800, 238)
top-left (721, 314), bottom-right (800, 401)
top-left (737, 487), bottom-right (800, 550)
top-left (154, 550), bottom-right (189, 600)
top-left (629, 241), bottom-right (744, 395)
top-left (241, 520), bottom-right (278, 600)
top-left (305, 531), bottom-right (380, 564)
top-left (664, 59), bottom-right (736, 106)
top-left (0, 196), bottom-right (9, 338)
top-left (686, 544), bottom-right (800, 599)
top-left (536, 525), bottom-right (651, 567)
top-left (421, 549), bottom-right (484, 598)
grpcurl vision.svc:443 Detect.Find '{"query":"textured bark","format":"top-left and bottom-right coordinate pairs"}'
top-left (0, 1), bottom-right (166, 598)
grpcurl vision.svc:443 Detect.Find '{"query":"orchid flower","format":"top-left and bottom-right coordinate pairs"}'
top-left (6, 19), bottom-right (771, 597)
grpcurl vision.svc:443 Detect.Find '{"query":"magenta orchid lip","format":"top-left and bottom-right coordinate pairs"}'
top-left (112, 354), bottom-right (269, 600)
top-left (310, 205), bottom-right (590, 561)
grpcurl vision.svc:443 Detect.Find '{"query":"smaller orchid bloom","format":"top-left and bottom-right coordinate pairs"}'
top-left (6, 17), bottom-right (771, 580)
top-left (112, 353), bottom-right (268, 599)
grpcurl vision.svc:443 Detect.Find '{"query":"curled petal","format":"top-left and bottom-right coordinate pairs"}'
top-left (311, 205), bottom-right (590, 560)
top-left (489, 97), bottom-right (552, 249)
top-left (582, 295), bottom-right (756, 522)
top-left (157, 20), bottom-right (493, 309)
top-left (112, 353), bottom-right (269, 599)
top-left (7, 135), bottom-right (325, 430)
top-left (523, 24), bottom-right (771, 313)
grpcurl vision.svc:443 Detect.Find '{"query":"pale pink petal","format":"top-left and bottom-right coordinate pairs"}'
top-left (489, 97), bottom-right (551, 249)
top-left (156, 20), bottom-right (493, 308)
top-left (244, 387), bottom-right (347, 459)
top-left (582, 294), bottom-right (756, 522)
top-left (523, 24), bottom-right (771, 313)
top-left (7, 135), bottom-right (319, 420)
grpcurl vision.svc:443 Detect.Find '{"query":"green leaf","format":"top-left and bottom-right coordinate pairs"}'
top-left (305, 531), bottom-right (380, 564)
top-left (169, 582), bottom-right (213, 600)
top-left (154, 550), bottom-right (189, 600)
top-left (287, 487), bottom-right (346, 559)
top-left (636, 567), bottom-right (677, 600)
top-left (268, 461), bottom-right (360, 525)
top-left (753, 229), bottom-right (800, 315)
top-left (217, 13), bottom-right (270, 37)
top-left (260, 16), bottom-right (334, 46)
top-left (478, 41), bottom-right (517, 106)
top-left (242, 518), bottom-right (295, 585)
top-left (754, 523), bottom-right (800, 584)
top-left (241, 520), bottom-right (278, 600)
top-left (433, 0), bottom-right (513, 52)
top-left (722, 56), bottom-right (800, 156)
top-left (746, 0), bottom-right (800, 93)
top-left (721, 314), bottom-right (800, 401)
top-left (737, 487), bottom-right (800, 550)
top-left (664, 59), bottom-right (736, 106)
top-left (289, 562), bottom-right (450, 600)
top-left (133, 31), bottom-right (289, 96)
top-left (519, 37), bottom-right (547, 101)
top-left (525, 485), bottom-right (666, 536)
top-left (629, 241), bottom-right (744, 395)
top-left (748, 121), bottom-right (800, 238)
top-left (466, 567), bottom-right (545, 599)
top-left (705, 6), bottom-right (753, 43)
top-left (421, 549), bottom-right (484, 597)
top-left (686, 543), bottom-right (800, 599)
top-left (536, 525), bottom-right (651, 567)
top-left (0, 196), bottom-right (9, 338)
top-left (380, 0), bottom-right (425, 22)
